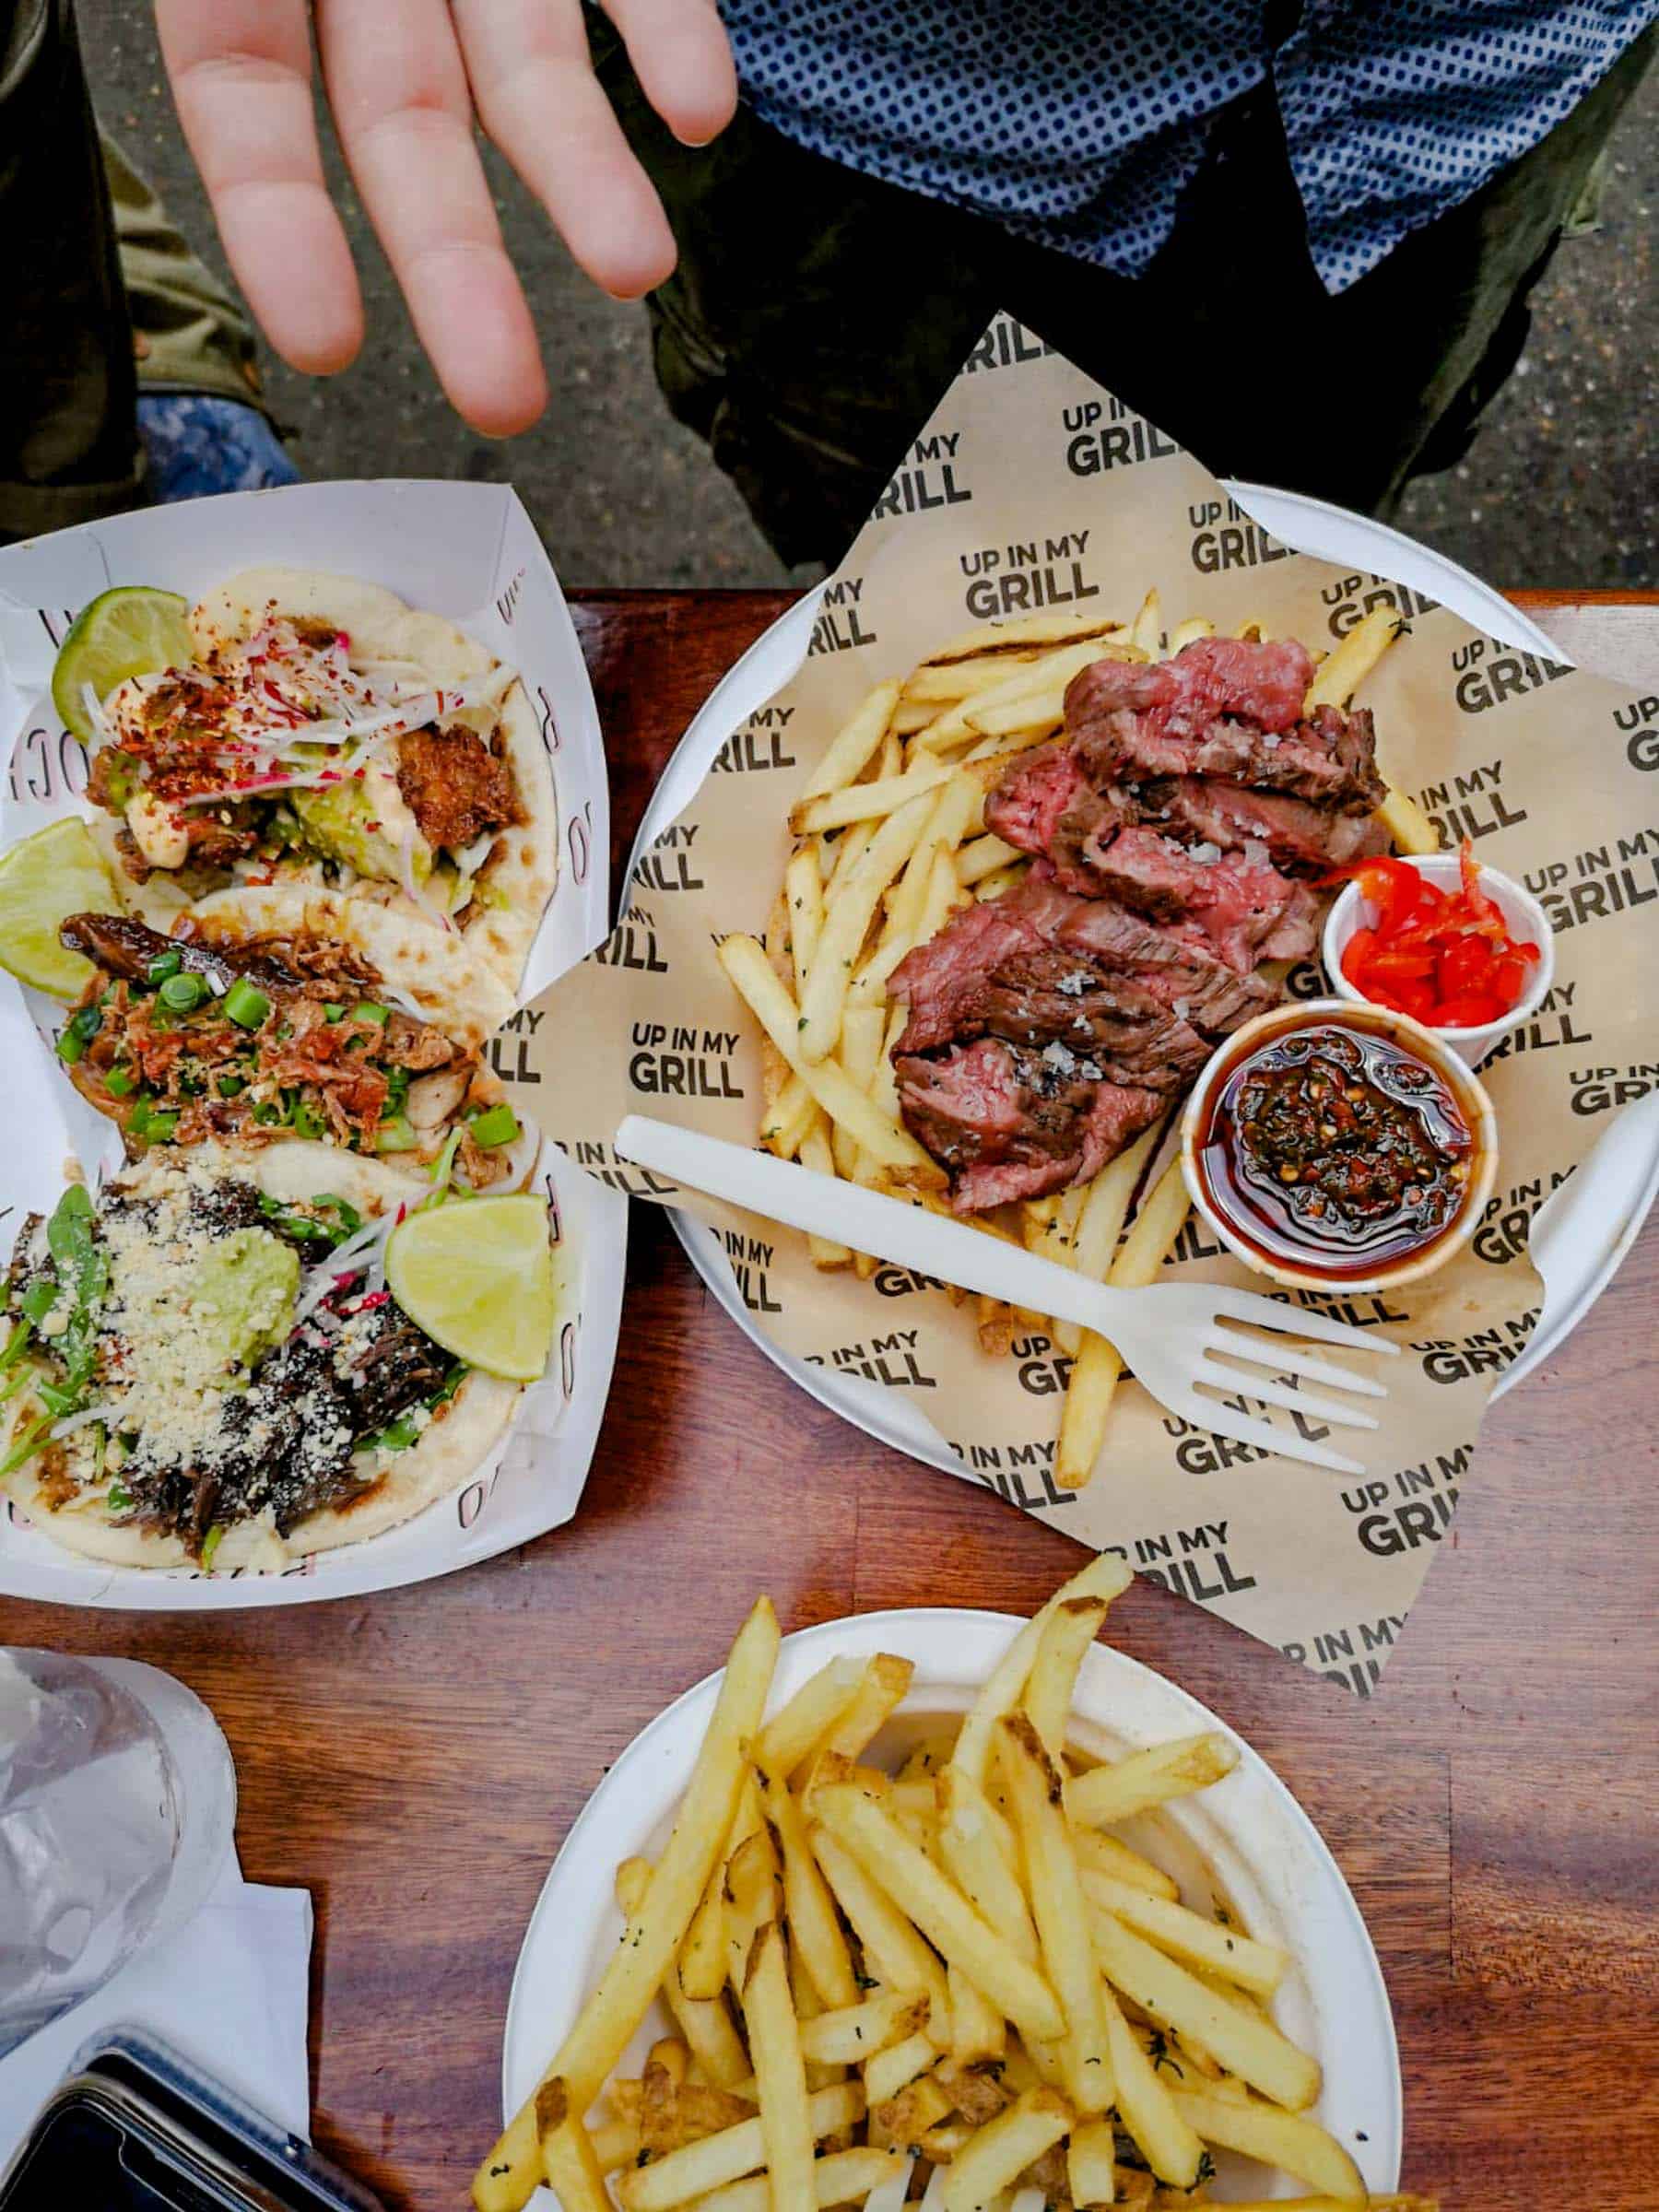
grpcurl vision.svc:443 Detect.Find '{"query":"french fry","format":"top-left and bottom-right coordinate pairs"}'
top-left (1234, 616), bottom-right (1270, 641)
top-left (535, 2083), bottom-right (611, 2212)
top-left (833, 1006), bottom-right (888, 1177)
top-left (760, 1771), bottom-right (860, 2008)
top-left (956, 832), bottom-right (1024, 886)
top-left (795, 794), bottom-right (941, 1063)
top-left (800, 1122), bottom-right (854, 1268)
top-left (1090, 1911), bottom-right (1320, 2112)
top-left (761, 1075), bottom-right (818, 1159)
top-left (590, 2113), bottom-right (641, 2172)
top-left (793, 759), bottom-right (956, 836)
top-left (1302, 606), bottom-right (1402, 713)
top-left (718, 935), bottom-right (943, 1185)
top-left (1070, 1827), bottom-right (1181, 1901)
top-left (1378, 783), bottom-right (1440, 855)
top-left (724, 1828), bottom-right (782, 1988)
top-left (975, 1295), bottom-right (1016, 1358)
top-left (1169, 2088), bottom-right (1365, 2203)
top-left (935, 1769), bottom-right (1035, 1961)
top-left (973, 861), bottom-right (1026, 900)
top-left (681, 1870), bottom-right (729, 2001)
top-left (742, 1922), bottom-right (818, 2212)
top-left (757, 1658), bottom-right (868, 1781)
top-left (1165, 617), bottom-right (1214, 654)
top-left (475, 1598), bottom-right (779, 2212)
top-left (811, 1653), bottom-right (915, 1762)
top-left (997, 1715), bottom-right (1112, 2112)
top-left (925, 610), bottom-right (1132, 663)
top-left (1021, 1596), bottom-right (1108, 1762)
top-left (1080, 1870), bottom-right (1288, 1998)
top-left (800, 1991), bottom-right (930, 2068)
top-left (799, 681), bottom-right (903, 800)
top-left (947, 1959), bottom-right (1007, 2065)
top-left (617, 1858), bottom-right (752, 2088)
top-left (871, 2075), bottom-right (955, 2148)
top-left (919, 641), bottom-right (1123, 755)
top-left (1065, 1732), bottom-right (1239, 1827)
top-left (691, 2149), bottom-right (910, 2212)
top-left (785, 846), bottom-right (825, 996)
top-left (1065, 2116), bottom-right (1118, 2207)
top-left (863, 2029), bottom-right (938, 2105)
top-left (1100, 1983), bottom-right (1205, 2186)
top-left (891, 699), bottom-right (942, 735)
top-left (809, 1824), bottom-right (952, 2034)
top-left (1130, 588), bottom-right (1163, 657)
top-left (950, 1553), bottom-right (1134, 1787)
top-left (618, 2082), bottom-right (865, 2212)
top-left (1056, 1157), bottom-right (1191, 1490)
top-left (812, 1783), bottom-right (1066, 2046)
top-left (937, 2087), bottom-right (1074, 2212)
top-left (904, 653), bottom-right (1043, 703)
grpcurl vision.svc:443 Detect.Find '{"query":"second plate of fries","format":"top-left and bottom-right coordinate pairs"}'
top-left (492, 1562), bottom-right (1405, 2210)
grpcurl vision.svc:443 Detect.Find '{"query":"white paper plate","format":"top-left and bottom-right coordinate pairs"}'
top-left (630, 483), bottom-right (1659, 1465)
top-left (0, 482), bottom-right (629, 1608)
top-left (503, 1608), bottom-right (1402, 2202)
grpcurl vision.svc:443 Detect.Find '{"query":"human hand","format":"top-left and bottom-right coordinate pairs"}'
top-left (155, 0), bottom-right (737, 436)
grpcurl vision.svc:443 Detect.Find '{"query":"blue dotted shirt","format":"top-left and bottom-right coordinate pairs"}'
top-left (722, 1), bottom-right (1657, 292)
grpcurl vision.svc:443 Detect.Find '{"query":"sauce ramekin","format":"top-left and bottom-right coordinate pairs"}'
top-left (1180, 996), bottom-right (1499, 1295)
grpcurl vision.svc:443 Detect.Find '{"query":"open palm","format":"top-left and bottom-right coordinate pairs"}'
top-left (155, 0), bottom-right (737, 436)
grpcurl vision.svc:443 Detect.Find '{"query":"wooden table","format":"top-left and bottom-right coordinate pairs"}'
top-left (3, 589), bottom-right (1653, 2209)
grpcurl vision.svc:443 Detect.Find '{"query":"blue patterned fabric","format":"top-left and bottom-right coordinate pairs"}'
top-left (723, 1), bottom-right (1658, 291)
top-left (136, 394), bottom-right (300, 504)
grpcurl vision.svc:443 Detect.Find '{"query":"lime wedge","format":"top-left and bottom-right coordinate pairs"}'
top-left (0, 818), bottom-right (120, 1000)
top-left (52, 585), bottom-right (193, 742)
top-left (385, 1194), bottom-right (555, 1383)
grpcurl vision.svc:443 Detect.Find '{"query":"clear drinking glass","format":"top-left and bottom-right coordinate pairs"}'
top-left (0, 1650), bottom-right (237, 2057)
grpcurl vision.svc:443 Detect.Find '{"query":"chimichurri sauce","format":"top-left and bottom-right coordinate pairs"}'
top-left (1197, 1019), bottom-right (1477, 1279)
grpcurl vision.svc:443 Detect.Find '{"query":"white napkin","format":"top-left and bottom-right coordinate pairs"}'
top-left (0, 1853), bottom-right (312, 2155)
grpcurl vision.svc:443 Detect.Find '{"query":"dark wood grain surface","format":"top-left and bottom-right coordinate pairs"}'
top-left (2, 589), bottom-right (1653, 2209)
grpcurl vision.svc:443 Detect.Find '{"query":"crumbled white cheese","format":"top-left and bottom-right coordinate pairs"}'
top-left (1188, 841), bottom-right (1223, 865)
top-left (1041, 1041), bottom-right (1078, 1075)
top-left (1054, 970), bottom-right (1094, 997)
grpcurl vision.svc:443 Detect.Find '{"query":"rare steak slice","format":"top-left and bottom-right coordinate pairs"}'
top-left (893, 1035), bottom-right (1164, 1213)
top-left (1065, 639), bottom-right (1384, 812)
top-left (1133, 777), bottom-right (1389, 876)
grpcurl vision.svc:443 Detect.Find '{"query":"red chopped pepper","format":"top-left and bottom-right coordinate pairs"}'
top-left (1324, 839), bottom-right (1541, 1029)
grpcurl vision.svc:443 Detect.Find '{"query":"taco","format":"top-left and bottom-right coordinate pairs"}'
top-left (51, 887), bottom-right (526, 1188)
top-left (77, 566), bottom-right (557, 990)
top-left (0, 1143), bottom-right (535, 1571)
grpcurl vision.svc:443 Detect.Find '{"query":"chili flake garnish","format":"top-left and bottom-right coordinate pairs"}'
top-left (1324, 840), bottom-right (1541, 1029)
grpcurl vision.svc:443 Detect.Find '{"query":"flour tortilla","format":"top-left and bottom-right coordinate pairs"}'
top-left (189, 565), bottom-right (558, 992)
top-left (187, 884), bottom-right (515, 1052)
top-left (0, 1143), bottom-right (529, 1573)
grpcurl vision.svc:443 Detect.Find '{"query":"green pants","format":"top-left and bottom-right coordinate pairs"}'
top-left (1, 0), bottom-right (265, 539)
top-left (593, 19), bottom-right (1654, 569)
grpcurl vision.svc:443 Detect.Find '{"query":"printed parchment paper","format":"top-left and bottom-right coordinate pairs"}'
top-left (509, 316), bottom-right (1658, 1692)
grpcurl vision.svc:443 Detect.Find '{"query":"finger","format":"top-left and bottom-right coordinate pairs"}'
top-left (316, 0), bottom-right (548, 436)
top-left (605, 0), bottom-right (738, 147)
top-left (452, 0), bottom-right (678, 300)
top-left (156, 0), bottom-right (363, 375)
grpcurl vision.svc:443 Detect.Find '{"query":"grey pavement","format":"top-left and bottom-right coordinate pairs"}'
top-left (82, 4), bottom-right (1656, 592)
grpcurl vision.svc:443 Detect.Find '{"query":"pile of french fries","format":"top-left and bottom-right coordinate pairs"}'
top-left (714, 599), bottom-right (1437, 1488)
top-left (475, 1560), bottom-right (1433, 2212)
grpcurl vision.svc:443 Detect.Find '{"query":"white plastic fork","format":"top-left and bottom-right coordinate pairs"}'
top-left (614, 1114), bottom-right (1398, 1477)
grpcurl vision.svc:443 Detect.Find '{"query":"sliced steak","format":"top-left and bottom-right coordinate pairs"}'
top-left (1065, 639), bottom-right (1382, 812)
top-left (983, 741), bottom-right (1088, 855)
top-left (1137, 777), bottom-right (1389, 875)
top-left (1081, 828), bottom-right (1318, 969)
top-left (894, 1036), bottom-right (1164, 1212)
